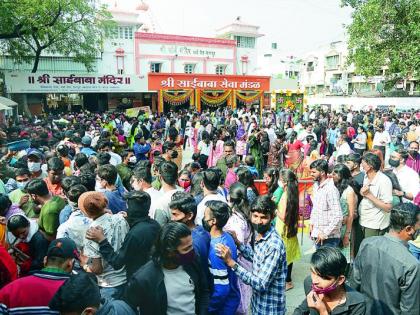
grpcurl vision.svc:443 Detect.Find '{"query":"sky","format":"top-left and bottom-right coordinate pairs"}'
top-left (106, 0), bottom-right (353, 56)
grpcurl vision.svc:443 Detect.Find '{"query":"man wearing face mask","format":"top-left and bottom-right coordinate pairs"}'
top-left (85, 191), bottom-right (160, 280)
top-left (389, 148), bottom-right (420, 203)
top-left (0, 149), bottom-right (47, 182)
top-left (351, 203), bottom-right (420, 315)
top-left (116, 150), bottom-right (136, 191)
top-left (124, 222), bottom-right (210, 315)
top-left (202, 200), bottom-right (240, 314)
top-left (406, 141), bottom-right (420, 173)
top-left (217, 195), bottom-right (287, 315)
top-left (169, 191), bottom-right (211, 286)
top-left (8, 168), bottom-right (37, 218)
top-left (0, 238), bottom-right (77, 314)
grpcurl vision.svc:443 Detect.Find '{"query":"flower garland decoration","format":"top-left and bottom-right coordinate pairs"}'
top-left (162, 90), bottom-right (193, 105)
top-left (236, 90), bottom-right (263, 104)
top-left (201, 90), bottom-right (231, 106)
top-left (285, 99), bottom-right (296, 110)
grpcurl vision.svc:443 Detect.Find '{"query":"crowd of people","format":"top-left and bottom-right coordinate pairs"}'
top-left (0, 106), bottom-right (418, 315)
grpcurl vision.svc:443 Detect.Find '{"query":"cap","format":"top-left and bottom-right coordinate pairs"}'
top-left (81, 136), bottom-right (92, 145)
top-left (27, 148), bottom-right (44, 160)
top-left (47, 238), bottom-right (79, 259)
top-left (78, 191), bottom-right (108, 215)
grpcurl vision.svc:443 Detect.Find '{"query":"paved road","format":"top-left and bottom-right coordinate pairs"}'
top-left (181, 146), bottom-right (315, 314)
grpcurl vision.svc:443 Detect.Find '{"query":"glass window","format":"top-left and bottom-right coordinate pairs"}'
top-left (325, 55), bottom-right (339, 70)
top-left (184, 64), bottom-right (195, 74)
top-left (234, 36), bottom-right (255, 48)
top-left (119, 27), bottom-right (124, 39)
top-left (307, 62), bottom-right (314, 72)
top-left (124, 27), bottom-right (129, 39)
top-left (150, 63), bottom-right (162, 73)
top-left (128, 27), bottom-right (133, 39)
top-left (216, 65), bottom-right (226, 75)
top-left (272, 42), bottom-right (277, 49)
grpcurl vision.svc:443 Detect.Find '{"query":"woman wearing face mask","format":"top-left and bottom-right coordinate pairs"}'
top-left (124, 222), bottom-right (209, 315)
top-left (224, 183), bottom-right (252, 315)
top-left (178, 170), bottom-right (192, 192)
top-left (293, 247), bottom-right (368, 315)
top-left (275, 169), bottom-right (301, 291)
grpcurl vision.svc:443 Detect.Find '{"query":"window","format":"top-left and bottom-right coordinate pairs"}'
top-left (150, 63), bottom-right (162, 73)
top-left (105, 26), bottom-right (133, 39)
top-left (117, 69), bottom-right (124, 75)
top-left (272, 42), bottom-right (277, 49)
top-left (184, 64), bottom-right (195, 74)
top-left (216, 65), bottom-right (226, 75)
top-left (234, 36), bottom-right (255, 48)
top-left (325, 55), bottom-right (339, 70)
top-left (307, 62), bottom-right (314, 72)
top-left (119, 27), bottom-right (124, 39)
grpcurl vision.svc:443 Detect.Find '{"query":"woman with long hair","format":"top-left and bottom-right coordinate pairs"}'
top-left (263, 167), bottom-right (282, 206)
top-left (275, 168), bottom-right (301, 291)
top-left (237, 167), bottom-right (259, 204)
top-left (224, 183), bottom-right (252, 315)
top-left (332, 164), bottom-right (358, 263)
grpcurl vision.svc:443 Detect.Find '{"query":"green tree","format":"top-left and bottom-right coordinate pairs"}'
top-left (0, 0), bottom-right (113, 72)
top-left (342, 0), bottom-right (420, 86)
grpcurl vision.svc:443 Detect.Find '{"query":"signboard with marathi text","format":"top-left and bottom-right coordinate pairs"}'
top-left (5, 72), bottom-right (145, 93)
top-left (148, 73), bottom-right (271, 91)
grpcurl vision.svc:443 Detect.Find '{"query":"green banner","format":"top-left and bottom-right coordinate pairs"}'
top-left (276, 93), bottom-right (304, 113)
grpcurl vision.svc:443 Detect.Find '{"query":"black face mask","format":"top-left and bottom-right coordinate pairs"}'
top-left (388, 158), bottom-right (400, 168)
top-left (252, 222), bottom-right (271, 235)
top-left (171, 150), bottom-right (178, 159)
top-left (409, 150), bottom-right (419, 158)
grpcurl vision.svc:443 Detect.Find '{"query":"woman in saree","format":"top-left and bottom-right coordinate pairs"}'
top-left (285, 131), bottom-right (304, 172)
top-left (167, 126), bottom-right (183, 169)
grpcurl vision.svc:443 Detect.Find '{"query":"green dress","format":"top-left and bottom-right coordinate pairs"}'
top-left (275, 194), bottom-right (301, 265)
top-left (339, 186), bottom-right (355, 262)
top-left (248, 135), bottom-right (263, 177)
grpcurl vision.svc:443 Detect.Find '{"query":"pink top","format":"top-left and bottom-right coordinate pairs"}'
top-left (406, 155), bottom-right (420, 174)
top-left (224, 169), bottom-right (238, 190)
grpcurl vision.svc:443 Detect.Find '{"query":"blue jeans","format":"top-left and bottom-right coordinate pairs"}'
top-left (100, 283), bottom-right (126, 301)
top-left (315, 237), bottom-right (341, 250)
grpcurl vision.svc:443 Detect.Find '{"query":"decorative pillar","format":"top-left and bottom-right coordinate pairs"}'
top-left (232, 90), bottom-right (236, 110)
top-left (190, 89), bottom-right (195, 107)
top-left (259, 90), bottom-right (263, 121)
top-left (195, 89), bottom-right (201, 112)
top-left (158, 90), bottom-right (163, 113)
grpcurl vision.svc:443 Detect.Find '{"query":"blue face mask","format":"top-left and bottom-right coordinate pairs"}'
top-left (16, 181), bottom-right (28, 190)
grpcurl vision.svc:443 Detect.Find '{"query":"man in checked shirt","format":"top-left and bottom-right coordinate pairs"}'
top-left (309, 159), bottom-right (343, 249)
top-left (216, 195), bottom-right (288, 315)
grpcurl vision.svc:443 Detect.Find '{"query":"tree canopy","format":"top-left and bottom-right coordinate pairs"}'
top-left (342, 0), bottom-right (420, 84)
top-left (0, 0), bottom-right (113, 72)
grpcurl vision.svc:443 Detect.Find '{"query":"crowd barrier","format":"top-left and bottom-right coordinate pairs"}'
top-left (254, 179), bottom-right (314, 244)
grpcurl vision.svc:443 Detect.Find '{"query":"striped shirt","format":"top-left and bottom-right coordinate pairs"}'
top-left (0, 270), bottom-right (69, 314)
top-left (310, 178), bottom-right (343, 239)
top-left (235, 227), bottom-right (287, 315)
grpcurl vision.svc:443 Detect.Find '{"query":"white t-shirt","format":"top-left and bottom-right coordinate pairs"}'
top-left (393, 165), bottom-right (420, 203)
top-left (198, 141), bottom-right (211, 156)
top-left (145, 186), bottom-right (163, 218)
top-left (154, 187), bottom-right (183, 226)
top-left (372, 131), bottom-right (391, 147)
top-left (83, 213), bottom-right (129, 288)
top-left (359, 171), bottom-right (393, 230)
top-left (195, 193), bottom-right (228, 225)
top-left (163, 266), bottom-right (195, 315)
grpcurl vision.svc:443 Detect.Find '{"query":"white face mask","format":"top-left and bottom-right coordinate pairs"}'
top-left (16, 181), bottom-right (28, 190)
top-left (129, 156), bottom-right (137, 164)
top-left (27, 162), bottom-right (41, 173)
